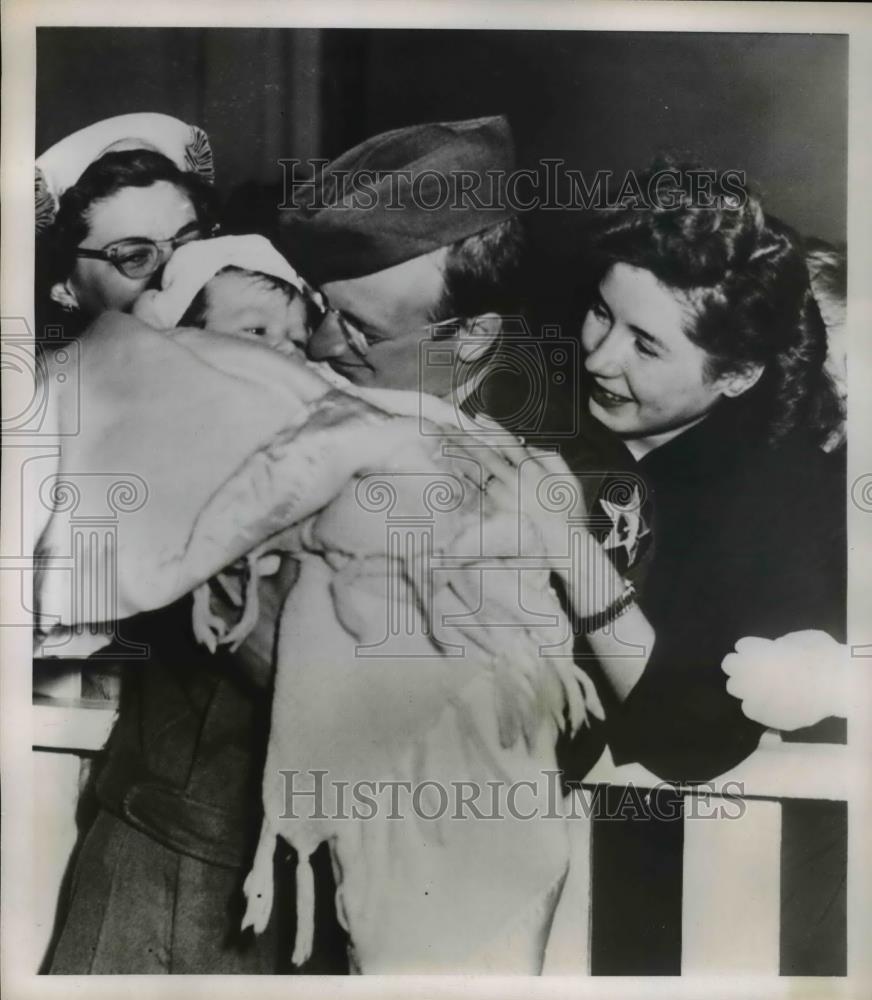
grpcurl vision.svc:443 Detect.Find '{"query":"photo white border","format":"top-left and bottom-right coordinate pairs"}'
top-left (3, 2), bottom-right (871, 999)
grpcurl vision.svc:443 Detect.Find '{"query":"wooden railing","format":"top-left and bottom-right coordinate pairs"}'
top-left (32, 691), bottom-right (850, 976)
top-left (546, 734), bottom-right (851, 975)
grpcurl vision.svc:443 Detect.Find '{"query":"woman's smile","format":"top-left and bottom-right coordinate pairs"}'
top-left (589, 379), bottom-right (634, 407)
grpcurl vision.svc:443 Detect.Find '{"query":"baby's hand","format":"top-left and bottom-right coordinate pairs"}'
top-left (721, 630), bottom-right (848, 730)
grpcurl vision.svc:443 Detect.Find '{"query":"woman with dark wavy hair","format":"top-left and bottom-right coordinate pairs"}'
top-left (570, 166), bottom-right (845, 783)
top-left (562, 166), bottom-right (846, 975)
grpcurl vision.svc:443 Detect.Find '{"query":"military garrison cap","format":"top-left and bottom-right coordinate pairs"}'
top-left (280, 115), bottom-right (516, 284)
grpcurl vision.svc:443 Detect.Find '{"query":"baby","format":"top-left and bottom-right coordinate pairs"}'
top-left (133, 234), bottom-right (318, 355)
top-left (132, 233), bottom-right (349, 653)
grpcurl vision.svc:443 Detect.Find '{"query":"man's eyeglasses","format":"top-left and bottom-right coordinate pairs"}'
top-left (75, 222), bottom-right (219, 280)
top-left (312, 296), bottom-right (465, 369)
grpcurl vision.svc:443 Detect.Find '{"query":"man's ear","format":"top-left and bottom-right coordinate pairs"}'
top-left (719, 362), bottom-right (764, 399)
top-left (50, 281), bottom-right (79, 312)
top-left (456, 312), bottom-right (502, 363)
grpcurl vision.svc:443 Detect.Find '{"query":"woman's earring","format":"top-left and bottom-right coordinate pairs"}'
top-left (50, 281), bottom-right (80, 313)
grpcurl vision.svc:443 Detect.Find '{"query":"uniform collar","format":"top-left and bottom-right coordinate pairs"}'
top-left (636, 399), bottom-right (758, 483)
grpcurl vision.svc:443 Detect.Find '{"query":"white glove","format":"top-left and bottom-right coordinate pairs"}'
top-left (722, 630), bottom-right (848, 730)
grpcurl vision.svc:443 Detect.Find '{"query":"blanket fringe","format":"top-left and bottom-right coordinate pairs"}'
top-left (241, 827), bottom-right (276, 935)
top-left (291, 848), bottom-right (316, 967)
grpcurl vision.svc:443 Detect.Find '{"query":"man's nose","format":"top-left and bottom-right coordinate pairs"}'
top-left (306, 312), bottom-right (350, 361)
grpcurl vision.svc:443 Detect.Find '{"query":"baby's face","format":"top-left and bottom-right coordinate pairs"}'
top-left (201, 270), bottom-right (310, 355)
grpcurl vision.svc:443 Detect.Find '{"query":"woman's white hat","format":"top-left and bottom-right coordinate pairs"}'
top-left (36, 112), bottom-right (214, 233)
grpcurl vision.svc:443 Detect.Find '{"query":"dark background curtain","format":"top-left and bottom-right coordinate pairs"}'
top-left (37, 29), bottom-right (324, 188)
top-left (37, 27), bottom-right (846, 244)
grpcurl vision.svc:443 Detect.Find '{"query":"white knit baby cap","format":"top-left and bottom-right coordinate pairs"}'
top-left (132, 234), bottom-right (310, 330)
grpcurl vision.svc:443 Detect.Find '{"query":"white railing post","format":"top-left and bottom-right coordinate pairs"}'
top-left (681, 797), bottom-right (782, 974)
top-left (578, 739), bottom-right (849, 974)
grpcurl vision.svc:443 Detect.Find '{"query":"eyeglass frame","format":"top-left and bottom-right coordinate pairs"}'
top-left (309, 293), bottom-right (471, 372)
top-left (73, 222), bottom-right (220, 279)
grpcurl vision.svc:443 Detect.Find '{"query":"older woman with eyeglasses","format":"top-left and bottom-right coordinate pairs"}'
top-left (35, 115), bottom-right (318, 976)
top-left (36, 113), bottom-right (218, 334)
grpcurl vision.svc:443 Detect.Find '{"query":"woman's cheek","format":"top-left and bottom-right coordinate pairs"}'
top-left (83, 270), bottom-right (147, 314)
top-left (579, 314), bottom-right (599, 354)
top-left (71, 262), bottom-right (117, 314)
